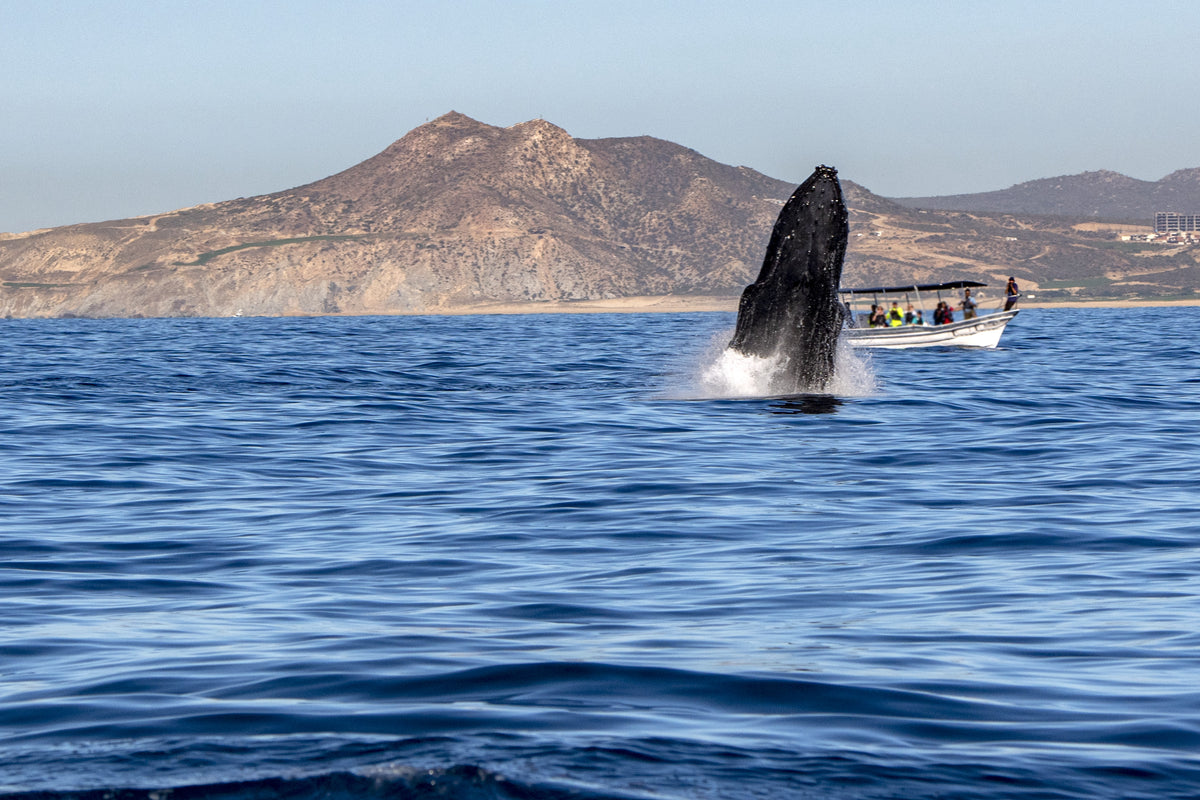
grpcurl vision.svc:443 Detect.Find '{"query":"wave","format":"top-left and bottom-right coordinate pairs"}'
top-left (9, 661), bottom-right (1200, 754)
top-left (6, 739), bottom-right (1200, 800)
top-left (0, 765), bottom-right (630, 800)
top-left (6, 310), bottom-right (1200, 800)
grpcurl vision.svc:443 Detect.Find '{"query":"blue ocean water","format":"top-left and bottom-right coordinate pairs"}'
top-left (2, 307), bottom-right (1199, 799)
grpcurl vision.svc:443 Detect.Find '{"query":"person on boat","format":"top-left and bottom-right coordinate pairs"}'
top-left (962, 288), bottom-right (977, 320)
top-left (933, 301), bottom-right (948, 325)
top-left (869, 304), bottom-right (887, 328)
top-left (903, 304), bottom-right (917, 324)
top-left (913, 309), bottom-right (926, 325)
top-left (1005, 277), bottom-right (1020, 311)
top-left (887, 302), bottom-right (904, 327)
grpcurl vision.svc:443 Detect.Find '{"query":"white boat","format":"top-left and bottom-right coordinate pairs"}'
top-left (841, 280), bottom-right (1019, 349)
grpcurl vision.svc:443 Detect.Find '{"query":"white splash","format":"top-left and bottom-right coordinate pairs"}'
top-left (697, 345), bottom-right (789, 397)
top-left (826, 337), bottom-right (878, 397)
top-left (663, 329), bottom-right (877, 400)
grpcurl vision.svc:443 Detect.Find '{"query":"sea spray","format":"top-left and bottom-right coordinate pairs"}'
top-left (826, 337), bottom-right (877, 397)
top-left (663, 329), bottom-right (876, 399)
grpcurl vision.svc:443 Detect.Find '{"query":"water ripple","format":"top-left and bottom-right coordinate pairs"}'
top-left (2, 309), bottom-right (1200, 799)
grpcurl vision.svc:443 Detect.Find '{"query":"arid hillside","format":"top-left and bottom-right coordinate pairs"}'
top-left (0, 113), bottom-right (794, 318)
top-left (892, 168), bottom-right (1200, 220)
top-left (841, 199), bottom-right (1200, 303)
top-left (2, 113), bottom-right (1197, 318)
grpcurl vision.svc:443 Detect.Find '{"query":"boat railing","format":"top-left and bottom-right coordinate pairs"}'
top-left (840, 281), bottom-right (1006, 328)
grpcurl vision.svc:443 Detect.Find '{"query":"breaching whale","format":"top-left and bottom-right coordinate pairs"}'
top-left (727, 165), bottom-right (848, 393)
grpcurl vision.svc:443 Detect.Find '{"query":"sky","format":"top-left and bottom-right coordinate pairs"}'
top-left (3, 0), bottom-right (1197, 233)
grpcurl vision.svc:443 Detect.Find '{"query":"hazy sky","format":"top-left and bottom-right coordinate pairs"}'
top-left (3, 0), bottom-right (1196, 233)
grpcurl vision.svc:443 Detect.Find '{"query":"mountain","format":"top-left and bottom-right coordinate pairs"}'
top-left (0, 112), bottom-right (799, 318)
top-left (2, 113), bottom-right (1198, 318)
top-left (892, 168), bottom-right (1200, 220)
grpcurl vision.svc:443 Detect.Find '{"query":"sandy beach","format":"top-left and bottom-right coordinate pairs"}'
top-left (424, 295), bottom-right (743, 316)
top-left (1019, 298), bottom-right (1200, 309)
top-left (424, 294), bottom-right (1200, 317)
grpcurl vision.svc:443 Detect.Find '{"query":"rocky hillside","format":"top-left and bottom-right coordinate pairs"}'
top-left (0, 113), bottom-right (800, 318)
top-left (892, 168), bottom-right (1200, 220)
top-left (837, 200), bottom-right (1200, 302)
top-left (2, 113), bottom-right (1197, 318)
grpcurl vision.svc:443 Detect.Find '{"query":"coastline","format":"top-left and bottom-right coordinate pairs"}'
top-left (422, 295), bottom-right (742, 316)
top-left (1019, 298), bottom-right (1200, 309)
top-left (423, 294), bottom-right (1200, 316)
top-left (7, 295), bottom-right (1197, 321)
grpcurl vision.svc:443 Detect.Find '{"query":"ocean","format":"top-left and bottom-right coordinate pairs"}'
top-left (2, 307), bottom-right (1199, 799)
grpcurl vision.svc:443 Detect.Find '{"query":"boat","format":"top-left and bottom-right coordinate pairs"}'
top-left (840, 280), bottom-right (1019, 349)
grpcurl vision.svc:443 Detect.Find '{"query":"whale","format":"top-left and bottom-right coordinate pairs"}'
top-left (727, 165), bottom-right (848, 393)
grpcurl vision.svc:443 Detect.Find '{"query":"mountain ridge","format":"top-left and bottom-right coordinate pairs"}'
top-left (892, 167), bottom-right (1200, 219)
top-left (0, 112), bottom-right (803, 317)
top-left (2, 113), bottom-right (1197, 318)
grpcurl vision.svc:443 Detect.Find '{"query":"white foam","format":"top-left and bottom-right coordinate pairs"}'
top-left (662, 329), bottom-right (877, 400)
top-left (826, 337), bottom-right (878, 397)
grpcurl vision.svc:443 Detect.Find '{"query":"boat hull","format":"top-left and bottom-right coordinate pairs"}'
top-left (846, 310), bottom-right (1018, 349)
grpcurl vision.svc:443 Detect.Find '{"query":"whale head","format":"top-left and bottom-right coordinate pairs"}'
top-left (727, 165), bottom-right (848, 393)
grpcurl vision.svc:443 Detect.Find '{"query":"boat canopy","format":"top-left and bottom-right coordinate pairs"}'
top-left (840, 280), bottom-right (987, 295)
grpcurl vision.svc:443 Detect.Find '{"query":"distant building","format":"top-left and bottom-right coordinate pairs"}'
top-left (1155, 212), bottom-right (1200, 233)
